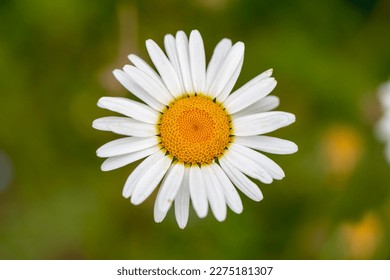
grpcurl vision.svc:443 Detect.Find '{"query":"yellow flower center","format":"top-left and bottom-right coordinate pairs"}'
top-left (159, 95), bottom-right (231, 164)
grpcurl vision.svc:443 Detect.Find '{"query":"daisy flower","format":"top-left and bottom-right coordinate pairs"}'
top-left (376, 80), bottom-right (390, 163)
top-left (93, 30), bottom-right (297, 228)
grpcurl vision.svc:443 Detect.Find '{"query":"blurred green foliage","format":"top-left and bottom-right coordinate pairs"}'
top-left (0, 0), bottom-right (389, 259)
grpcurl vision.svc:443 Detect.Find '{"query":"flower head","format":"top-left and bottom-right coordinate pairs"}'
top-left (376, 80), bottom-right (390, 163)
top-left (93, 30), bottom-right (297, 228)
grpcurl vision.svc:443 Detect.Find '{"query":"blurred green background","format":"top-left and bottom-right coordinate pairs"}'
top-left (1, 0), bottom-right (390, 259)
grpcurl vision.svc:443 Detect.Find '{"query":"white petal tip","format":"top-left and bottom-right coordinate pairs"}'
top-left (112, 69), bottom-right (121, 76)
top-left (100, 165), bottom-right (110, 172)
top-left (262, 178), bottom-right (273, 184)
top-left (97, 97), bottom-right (106, 108)
top-left (159, 202), bottom-right (173, 214)
top-left (288, 113), bottom-right (296, 123)
top-left (278, 113), bottom-right (296, 127)
top-left (122, 64), bottom-right (132, 72)
top-left (190, 29), bottom-right (200, 36)
top-left (195, 209), bottom-right (208, 219)
top-left (130, 196), bottom-right (143, 205)
top-left (221, 38), bottom-right (232, 44)
top-left (256, 195), bottom-right (264, 202)
top-left (145, 39), bottom-right (156, 48)
top-left (92, 119), bottom-right (106, 130)
top-left (291, 143), bottom-right (299, 153)
top-left (249, 190), bottom-right (264, 202)
top-left (216, 216), bottom-right (226, 222)
top-left (96, 150), bottom-right (104, 158)
top-left (122, 191), bottom-right (131, 199)
top-left (235, 41), bottom-right (245, 51)
top-left (265, 68), bottom-right (273, 77)
top-left (164, 33), bottom-right (174, 39)
top-left (177, 222), bottom-right (187, 229)
top-left (127, 54), bottom-right (135, 61)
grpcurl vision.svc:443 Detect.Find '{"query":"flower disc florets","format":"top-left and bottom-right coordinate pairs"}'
top-left (159, 95), bottom-right (230, 164)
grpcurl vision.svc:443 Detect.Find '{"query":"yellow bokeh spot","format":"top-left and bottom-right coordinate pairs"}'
top-left (321, 124), bottom-right (364, 183)
top-left (159, 95), bottom-right (231, 164)
top-left (339, 212), bottom-right (383, 259)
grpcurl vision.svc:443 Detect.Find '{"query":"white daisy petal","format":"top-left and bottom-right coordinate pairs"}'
top-left (211, 163), bottom-right (243, 214)
top-left (164, 34), bottom-right (185, 93)
top-left (130, 155), bottom-right (172, 205)
top-left (376, 113), bottom-right (390, 140)
top-left (232, 95), bottom-right (280, 118)
top-left (112, 69), bottom-right (165, 112)
top-left (229, 143), bottom-right (285, 180)
top-left (122, 151), bottom-right (165, 198)
top-left (154, 182), bottom-right (170, 223)
top-left (93, 116), bottom-right (157, 137)
top-left (146, 39), bottom-right (182, 98)
top-left (97, 97), bottom-right (160, 124)
top-left (96, 136), bottom-right (159, 158)
top-left (205, 39), bottom-right (232, 95)
top-left (223, 70), bottom-right (274, 103)
top-left (123, 65), bottom-right (172, 105)
top-left (224, 77), bottom-right (277, 114)
top-left (208, 42), bottom-right (245, 99)
top-left (216, 57), bottom-right (244, 103)
top-left (189, 30), bottom-right (206, 94)
top-left (231, 68), bottom-right (273, 95)
top-left (153, 162), bottom-right (184, 224)
top-left (224, 148), bottom-right (273, 184)
top-left (127, 55), bottom-right (176, 108)
top-left (232, 111), bottom-right (296, 136)
top-left (378, 81), bottom-right (390, 109)
top-left (154, 198), bottom-right (169, 223)
top-left (157, 162), bottom-right (185, 213)
top-left (234, 135), bottom-right (298, 154)
top-left (93, 116), bottom-right (122, 131)
top-left (189, 164), bottom-right (208, 218)
top-left (376, 81), bottom-right (390, 164)
top-left (176, 31), bottom-right (194, 94)
top-left (219, 67), bottom-right (272, 105)
top-left (201, 165), bottom-right (227, 222)
top-left (109, 122), bottom-right (156, 138)
top-left (127, 54), bottom-right (165, 88)
top-left (101, 146), bottom-right (161, 172)
top-left (242, 68), bottom-right (273, 87)
top-left (175, 168), bottom-right (190, 229)
top-left (219, 156), bottom-right (263, 201)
